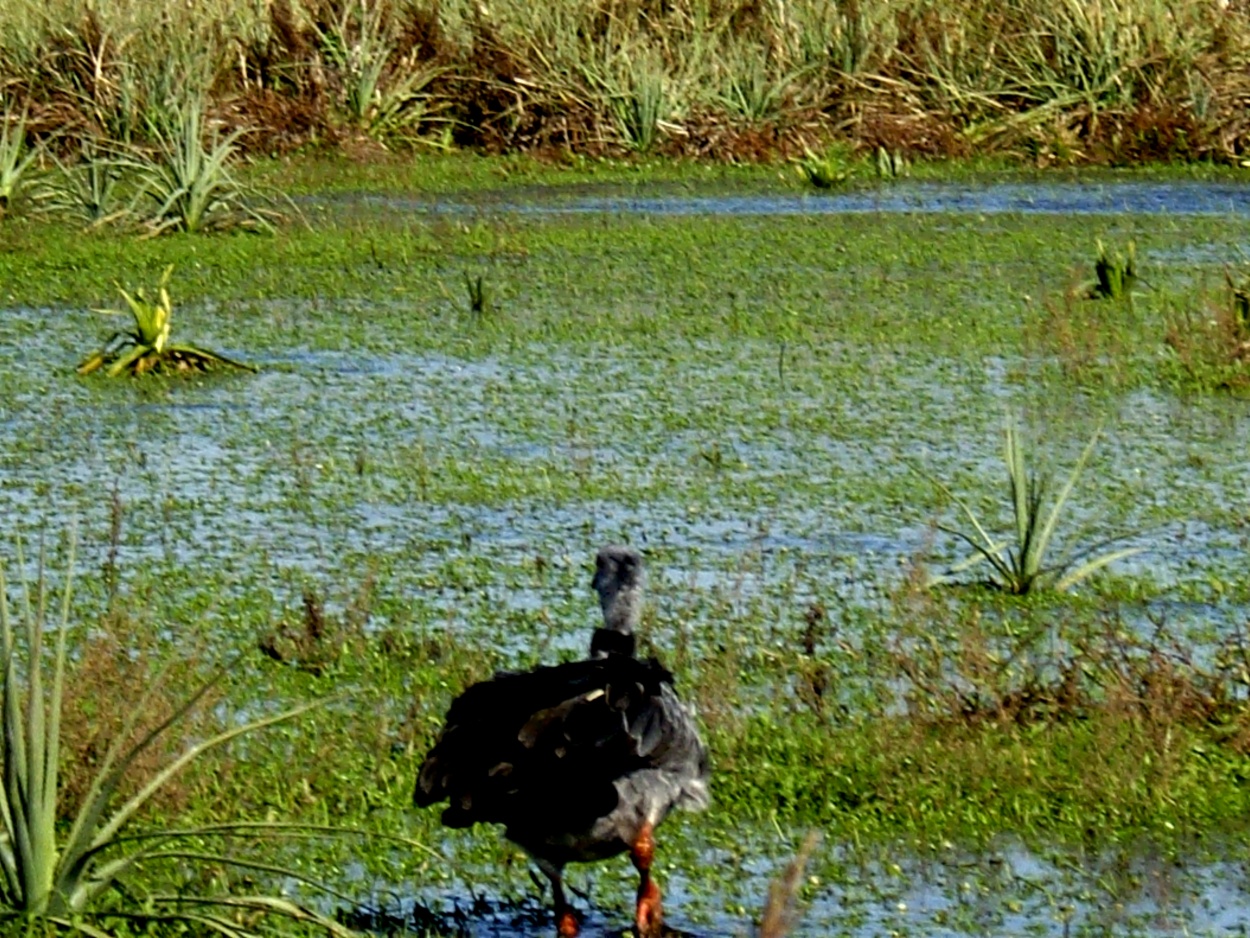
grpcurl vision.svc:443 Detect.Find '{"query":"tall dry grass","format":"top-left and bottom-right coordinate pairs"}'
top-left (1, 0), bottom-right (1248, 161)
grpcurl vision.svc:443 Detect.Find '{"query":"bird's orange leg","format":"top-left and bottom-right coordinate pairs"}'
top-left (556, 906), bottom-right (581, 938)
top-left (631, 822), bottom-right (663, 938)
top-left (537, 865), bottom-right (580, 935)
top-left (540, 861), bottom-right (581, 938)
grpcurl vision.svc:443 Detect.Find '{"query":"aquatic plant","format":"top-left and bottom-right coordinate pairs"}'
top-left (0, 534), bottom-right (348, 936)
top-left (310, 0), bottom-right (445, 140)
top-left (1161, 269), bottom-right (1250, 391)
top-left (77, 265), bottom-right (257, 377)
top-left (464, 271), bottom-right (491, 317)
top-left (1226, 265), bottom-right (1250, 338)
top-left (925, 418), bottom-right (1141, 594)
top-left (0, 106), bottom-right (38, 218)
top-left (875, 146), bottom-right (909, 179)
top-left (757, 831), bottom-right (820, 938)
top-left (604, 50), bottom-right (669, 153)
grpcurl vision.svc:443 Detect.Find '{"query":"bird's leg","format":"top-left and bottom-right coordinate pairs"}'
top-left (538, 859), bottom-right (580, 938)
top-left (631, 822), bottom-right (663, 938)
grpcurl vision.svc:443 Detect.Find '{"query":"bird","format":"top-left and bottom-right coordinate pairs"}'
top-left (414, 545), bottom-right (709, 937)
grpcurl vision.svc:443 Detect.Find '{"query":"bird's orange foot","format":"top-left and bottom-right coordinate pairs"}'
top-left (556, 906), bottom-right (581, 938)
top-left (635, 878), bottom-right (663, 938)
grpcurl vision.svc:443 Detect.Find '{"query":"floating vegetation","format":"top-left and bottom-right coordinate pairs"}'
top-left (7, 169), bottom-right (1250, 933)
top-left (76, 266), bottom-right (257, 377)
top-left (924, 418), bottom-right (1142, 595)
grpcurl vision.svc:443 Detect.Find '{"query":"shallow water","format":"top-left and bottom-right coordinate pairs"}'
top-left (353, 831), bottom-right (1250, 938)
top-left (9, 180), bottom-right (1250, 935)
top-left (328, 179), bottom-right (1250, 219)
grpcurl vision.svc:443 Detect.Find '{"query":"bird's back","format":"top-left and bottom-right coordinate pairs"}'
top-left (415, 654), bottom-right (707, 837)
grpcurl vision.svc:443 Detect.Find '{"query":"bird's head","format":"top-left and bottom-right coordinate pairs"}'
top-left (591, 545), bottom-right (644, 640)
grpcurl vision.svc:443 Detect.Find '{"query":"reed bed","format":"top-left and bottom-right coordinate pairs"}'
top-left (1, 0), bottom-right (1248, 162)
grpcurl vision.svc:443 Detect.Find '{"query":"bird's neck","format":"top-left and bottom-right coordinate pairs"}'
top-left (600, 584), bottom-right (641, 633)
top-left (589, 628), bottom-right (636, 658)
top-left (591, 584), bottom-right (642, 657)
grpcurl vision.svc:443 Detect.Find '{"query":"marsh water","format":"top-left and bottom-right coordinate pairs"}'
top-left (6, 177), bottom-right (1250, 935)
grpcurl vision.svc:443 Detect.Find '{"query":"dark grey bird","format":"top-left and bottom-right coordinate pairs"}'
top-left (414, 545), bottom-right (709, 937)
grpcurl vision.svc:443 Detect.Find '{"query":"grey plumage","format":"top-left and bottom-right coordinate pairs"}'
top-left (413, 545), bottom-right (709, 936)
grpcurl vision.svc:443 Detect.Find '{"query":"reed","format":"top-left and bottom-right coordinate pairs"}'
top-left (0, 0), bottom-right (1242, 161)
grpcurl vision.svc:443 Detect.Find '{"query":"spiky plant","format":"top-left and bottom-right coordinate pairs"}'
top-left (77, 265), bottom-right (257, 377)
top-left (464, 272), bottom-right (490, 318)
top-left (0, 106), bottom-right (39, 218)
top-left (875, 146), bottom-right (910, 179)
top-left (0, 534), bottom-right (351, 936)
top-left (924, 418), bottom-right (1142, 594)
top-left (128, 100), bottom-right (281, 234)
top-left (33, 139), bottom-right (130, 228)
top-left (1226, 266), bottom-right (1250, 339)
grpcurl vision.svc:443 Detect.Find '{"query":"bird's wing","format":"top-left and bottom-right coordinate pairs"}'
top-left (414, 656), bottom-right (694, 829)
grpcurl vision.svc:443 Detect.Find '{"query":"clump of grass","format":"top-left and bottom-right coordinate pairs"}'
top-left (259, 578), bottom-right (373, 677)
top-left (1162, 271), bottom-right (1250, 392)
top-left (875, 145), bottom-right (909, 179)
top-left (33, 138), bottom-right (130, 228)
top-left (1026, 288), bottom-right (1133, 387)
top-left (889, 581), bottom-right (1250, 744)
top-left (923, 416), bottom-right (1141, 595)
top-left (601, 49), bottom-right (670, 154)
top-left (465, 271), bottom-right (491, 317)
top-left (1087, 238), bottom-right (1138, 300)
top-left (796, 147), bottom-right (850, 189)
top-left (309, 0), bottom-right (446, 141)
top-left (76, 265), bottom-right (258, 377)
